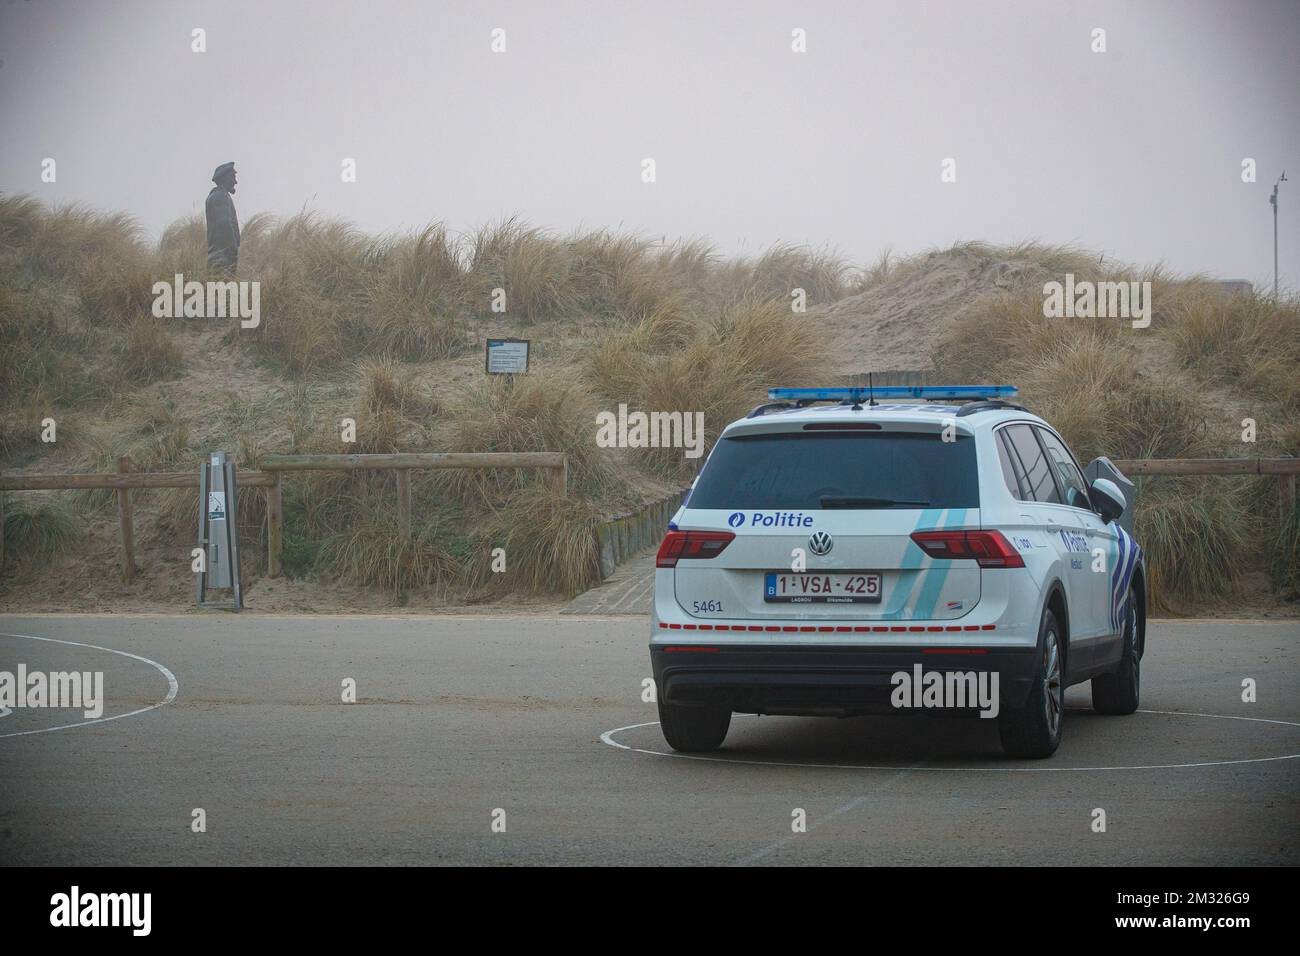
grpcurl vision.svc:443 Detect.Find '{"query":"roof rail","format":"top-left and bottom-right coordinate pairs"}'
top-left (746, 401), bottom-right (797, 419)
top-left (954, 400), bottom-right (1028, 417)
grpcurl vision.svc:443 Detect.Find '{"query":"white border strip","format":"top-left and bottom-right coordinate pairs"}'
top-left (0, 633), bottom-right (179, 739)
top-left (600, 709), bottom-right (1300, 772)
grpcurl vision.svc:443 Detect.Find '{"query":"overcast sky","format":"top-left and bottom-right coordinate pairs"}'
top-left (2, 0), bottom-right (1297, 287)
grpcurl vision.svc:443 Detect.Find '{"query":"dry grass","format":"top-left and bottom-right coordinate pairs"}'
top-left (361, 224), bottom-right (467, 359)
top-left (5, 195), bottom-right (1295, 609)
top-left (466, 219), bottom-right (577, 322)
top-left (2, 497), bottom-right (78, 569)
top-left (317, 508), bottom-right (463, 597)
top-left (1164, 289), bottom-right (1300, 415)
top-left (118, 315), bottom-right (185, 382)
top-left (475, 486), bottom-right (603, 596)
top-left (444, 372), bottom-right (613, 499)
top-left (587, 295), bottom-right (828, 478)
top-left (1135, 477), bottom-right (1256, 612)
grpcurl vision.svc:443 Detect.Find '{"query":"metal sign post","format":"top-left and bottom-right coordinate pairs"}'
top-left (196, 451), bottom-right (243, 610)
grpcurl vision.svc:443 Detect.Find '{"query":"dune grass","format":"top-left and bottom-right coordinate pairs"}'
top-left (316, 508), bottom-right (465, 597)
top-left (587, 295), bottom-right (829, 478)
top-left (475, 486), bottom-right (604, 596)
top-left (2, 497), bottom-right (79, 569)
top-left (1134, 477), bottom-right (1257, 612)
top-left (443, 372), bottom-right (614, 499)
top-left (3, 195), bottom-right (1295, 607)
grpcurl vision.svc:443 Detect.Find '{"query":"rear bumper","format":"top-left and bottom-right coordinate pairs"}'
top-left (650, 643), bottom-right (1038, 716)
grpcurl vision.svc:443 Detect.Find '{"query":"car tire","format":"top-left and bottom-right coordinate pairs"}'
top-left (658, 699), bottom-right (731, 753)
top-left (1092, 584), bottom-right (1140, 715)
top-left (997, 606), bottom-right (1064, 758)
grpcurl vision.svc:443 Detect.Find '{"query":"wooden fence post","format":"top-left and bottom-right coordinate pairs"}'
top-left (267, 472), bottom-right (283, 576)
top-left (0, 490), bottom-right (6, 571)
top-left (554, 458), bottom-right (568, 496)
top-left (1281, 474), bottom-right (1297, 521)
top-left (116, 456), bottom-right (135, 583)
top-left (396, 469), bottom-right (412, 536)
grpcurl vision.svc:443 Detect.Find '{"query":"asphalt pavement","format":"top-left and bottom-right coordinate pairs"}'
top-left (1, 614), bottom-right (1296, 865)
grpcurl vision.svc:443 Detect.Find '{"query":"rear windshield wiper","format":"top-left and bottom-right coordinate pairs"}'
top-left (819, 496), bottom-right (930, 509)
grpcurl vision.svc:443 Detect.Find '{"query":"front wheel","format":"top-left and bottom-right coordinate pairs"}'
top-left (1092, 585), bottom-right (1140, 715)
top-left (998, 607), bottom-right (1064, 758)
top-left (658, 698), bottom-right (731, 753)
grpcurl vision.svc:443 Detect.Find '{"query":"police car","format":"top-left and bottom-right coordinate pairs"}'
top-left (649, 385), bottom-right (1145, 758)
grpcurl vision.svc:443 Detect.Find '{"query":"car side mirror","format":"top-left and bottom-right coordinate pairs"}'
top-left (1089, 477), bottom-right (1126, 523)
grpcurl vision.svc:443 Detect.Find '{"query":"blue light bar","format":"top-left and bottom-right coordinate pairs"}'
top-left (767, 385), bottom-right (1018, 401)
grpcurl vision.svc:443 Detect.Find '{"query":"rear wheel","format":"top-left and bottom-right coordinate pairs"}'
top-left (1092, 584), bottom-right (1140, 715)
top-left (998, 607), bottom-right (1064, 758)
top-left (658, 699), bottom-right (731, 753)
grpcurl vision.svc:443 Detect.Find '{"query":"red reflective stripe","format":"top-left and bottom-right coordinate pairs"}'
top-left (668, 623), bottom-right (682, 629)
top-left (659, 622), bottom-right (668, 628)
top-left (982, 624), bottom-right (996, 630)
top-left (836, 626), bottom-right (851, 633)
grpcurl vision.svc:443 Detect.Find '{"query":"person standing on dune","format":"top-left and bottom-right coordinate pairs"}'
top-left (205, 162), bottom-right (240, 274)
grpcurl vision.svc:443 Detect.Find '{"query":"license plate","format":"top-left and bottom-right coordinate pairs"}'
top-left (764, 572), bottom-right (882, 604)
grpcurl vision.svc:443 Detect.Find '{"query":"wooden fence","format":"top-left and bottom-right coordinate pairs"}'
top-left (1, 454), bottom-right (1294, 585)
top-left (1111, 457), bottom-right (1299, 516)
top-left (0, 452), bottom-right (566, 581)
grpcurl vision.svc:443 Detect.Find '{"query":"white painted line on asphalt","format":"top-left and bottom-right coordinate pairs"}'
top-left (743, 765), bottom-right (923, 865)
top-left (600, 710), bottom-right (1300, 772)
top-left (0, 632), bottom-right (179, 739)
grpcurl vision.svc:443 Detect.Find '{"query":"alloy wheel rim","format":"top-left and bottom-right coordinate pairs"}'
top-left (1127, 592), bottom-right (1140, 695)
top-left (1044, 631), bottom-right (1062, 735)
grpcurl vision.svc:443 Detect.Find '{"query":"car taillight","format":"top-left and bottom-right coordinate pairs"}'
top-left (656, 530), bottom-right (735, 568)
top-left (910, 530), bottom-right (1025, 568)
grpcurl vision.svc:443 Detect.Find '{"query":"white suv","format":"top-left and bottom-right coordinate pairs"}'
top-left (649, 386), bottom-right (1146, 758)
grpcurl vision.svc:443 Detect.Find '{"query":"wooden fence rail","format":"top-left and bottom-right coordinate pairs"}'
top-left (1, 455), bottom-right (1292, 586)
top-left (0, 452), bottom-right (567, 581)
top-left (1111, 457), bottom-right (1299, 516)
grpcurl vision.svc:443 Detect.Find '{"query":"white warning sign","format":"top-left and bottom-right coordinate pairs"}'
top-left (207, 491), bottom-right (227, 522)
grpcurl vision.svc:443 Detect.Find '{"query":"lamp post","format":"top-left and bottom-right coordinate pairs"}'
top-left (1271, 171), bottom-right (1287, 299)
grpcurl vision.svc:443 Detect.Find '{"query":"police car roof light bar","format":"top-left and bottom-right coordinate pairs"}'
top-left (767, 385), bottom-right (1019, 402)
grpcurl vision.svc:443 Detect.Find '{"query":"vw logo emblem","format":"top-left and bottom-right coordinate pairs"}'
top-left (808, 531), bottom-right (833, 555)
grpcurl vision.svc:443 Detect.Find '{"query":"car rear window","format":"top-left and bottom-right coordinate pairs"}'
top-left (688, 431), bottom-right (980, 510)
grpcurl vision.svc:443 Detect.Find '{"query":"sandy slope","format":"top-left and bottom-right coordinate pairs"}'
top-left (808, 245), bottom-right (1064, 374)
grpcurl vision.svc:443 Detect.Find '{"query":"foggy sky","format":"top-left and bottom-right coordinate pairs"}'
top-left (2, 0), bottom-right (1297, 288)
